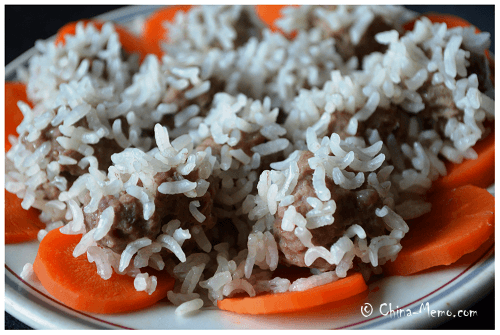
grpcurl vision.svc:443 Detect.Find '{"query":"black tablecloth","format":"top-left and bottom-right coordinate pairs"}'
top-left (5, 5), bottom-right (495, 330)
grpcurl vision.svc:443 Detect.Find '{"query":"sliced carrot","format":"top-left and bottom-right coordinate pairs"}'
top-left (217, 272), bottom-right (367, 315)
top-left (255, 5), bottom-right (300, 38)
top-left (5, 82), bottom-right (33, 151)
top-left (54, 20), bottom-right (147, 61)
top-left (255, 5), bottom-right (288, 33)
top-left (431, 129), bottom-right (495, 191)
top-left (142, 5), bottom-right (192, 58)
top-left (5, 190), bottom-right (45, 244)
top-left (54, 19), bottom-right (90, 45)
top-left (383, 184), bottom-right (495, 276)
top-left (33, 229), bottom-right (175, 314)
top-left (289, 289), bottom-right (369, 317)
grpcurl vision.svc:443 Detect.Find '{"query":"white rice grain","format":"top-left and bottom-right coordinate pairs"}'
top-left (20, 263), bottom-right (35, 281)
top-left (93, 206), bottom-right (115, 241)
top-left (73, 228), bottom-right (97, 258)
top-left (175, 298), bottom-right (204, 315)
top-left (158, 180), bottom-right (197, 194)
top-left (251, 138), bottom-right (289, 156)
top-left (119, 238), bottom-right (152, 272)
top-left (191, 225), bottom-right (212, 253)
top-left (158, 234), bottom-right (186, 262)
top-left (289, 271), bottom-right (338, 292)
top-left (189, 201), bottom-right (206, 223)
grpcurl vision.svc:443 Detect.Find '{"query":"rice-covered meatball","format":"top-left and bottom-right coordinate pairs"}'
top-left (244, 129), bottom-right (407, 278)
top-left (272, 151), bottom-right (387, 271)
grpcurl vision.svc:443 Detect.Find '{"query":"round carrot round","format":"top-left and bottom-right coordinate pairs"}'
top-left (5, 82), bottom-right (32, 151)
top-left (255, 5), bottom-right (298, 37)
top-left (5, 83), bottom-right (43, 243)
top-left (33, 229), bottom-right (175, 314)
top-left (255, 5), bottom-right (288, 32)
top-left (5, 190), bottom-right (45, 244)
top-left (430, 129), bottom-right (495, 191)
top-left (217, 272), bottom-right (367, 315)
top-left (142, 5), bottom-right (192, 58)
top-left (54, 19), bottom-right (91, 46)
top-left (383, 184), bottom-right (495, 276)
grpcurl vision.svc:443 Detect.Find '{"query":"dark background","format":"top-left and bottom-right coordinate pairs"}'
top-left (4, 5), bottom-right (495, 330)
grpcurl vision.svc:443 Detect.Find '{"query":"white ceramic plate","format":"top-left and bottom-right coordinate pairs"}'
top-left (5, 5), bottom-right (495, 330)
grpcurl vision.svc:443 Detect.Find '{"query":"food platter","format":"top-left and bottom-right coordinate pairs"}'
top-left (4, 223), bottom-right (495, 329)
top-left (4, 5), bottom-right (495, 329)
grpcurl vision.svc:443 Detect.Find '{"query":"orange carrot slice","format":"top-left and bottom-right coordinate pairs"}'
top-left (255, 5), bottom-right (288, 33)
top-left (5, 82), bottom-right (32, 151)
top-left (5, 190), bottom-right (45, 244)
top-left (255, 5), bottom-right (300, 37)
top-left (54, 19), bottom-right (93, 45)
top-left (431, 129), bottom-right (495, 191)
top-left (383, 184), bottom-right (495, 276)
top-left (217, 272), bottom-right (367, 315)
top-left (54, 20), bottom-right (147, 61)
top-left (142, 5), bottom-right (192, 58)
top-left (33, 228), bottom-right (175, 314)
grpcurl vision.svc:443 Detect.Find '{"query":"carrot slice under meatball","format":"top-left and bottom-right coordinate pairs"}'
top-left (383, 184), bottom-right (495, 276)
top-left (33, 228), bottom-right (175, 314)
top-left (141, 5), bottom-right (192, 57)
top-left (218, 272), bottom-right (367, 315)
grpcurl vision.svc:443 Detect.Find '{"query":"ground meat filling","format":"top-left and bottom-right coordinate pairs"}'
top-left (327, 110), bottom-right (358, 140)
top-left (353, 16), bottom-right (397, 63)
top-left (233, 8), bottom-right (263, 48)
top-left (316, 15), bottom-right (398, 65)
top-left (84, 193), bottom-right (159, 253)
top-left (273, 151), bottom-right (386, 271)
top-left (417, 79), bottom-right (462, 137)
top-left (466, 51), bottom-right (493, 93)
top-left (84, 170), bottom-right (218, 254)
top-left (363, 105), bottom-right (411, 144)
